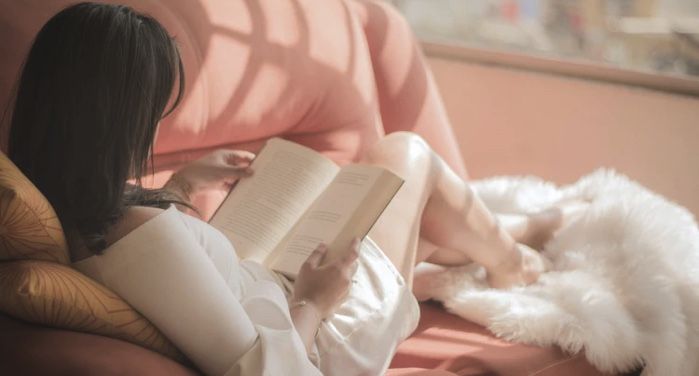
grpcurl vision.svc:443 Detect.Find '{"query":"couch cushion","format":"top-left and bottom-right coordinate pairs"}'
top-left (0, 259), bottom-right (183, 361)
top-left (0, 0), bottom-right (383, 168)
top-left (0, 151), bottom-right (68, 264)
top-left (0, 312), bottom-right (198, 376)
top-left (0, 0), bottom-right (384, 220)
top-left (391, 302), bottom-right (606, 376)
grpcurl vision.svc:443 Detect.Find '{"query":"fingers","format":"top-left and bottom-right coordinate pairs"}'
top-left (223, 150), bottom-right (255, 165)
top-left (348, 259), bottom-right (359, 278)
top-left (217, 165), bottom-right (254, 187)
top-left (304, 240), bottom-right (359, 274)
top-left (342, 238), bottom-right (361, 265)
top-left (221, 164), bottom-right (254, 176)
top-left (340, 239), bottom-right (361, 280)
top-left (215, 150), bottom-right (255, 183)
top-left (304, 244), bottom-right (327, 268)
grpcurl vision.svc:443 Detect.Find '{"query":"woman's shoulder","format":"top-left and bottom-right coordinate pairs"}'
top-left (103, 205), bottom-right (167, 248)
top-left (71, 205), bottom-right (170, 262)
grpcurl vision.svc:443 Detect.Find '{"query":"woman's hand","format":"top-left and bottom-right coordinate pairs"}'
top-left (291, 240), bottom-right (361, 319)
top-left (166, 149), bottom-right (255, 200)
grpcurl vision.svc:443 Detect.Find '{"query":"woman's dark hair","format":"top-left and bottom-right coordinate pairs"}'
top-left (8, 2), bottom-right (192, 254)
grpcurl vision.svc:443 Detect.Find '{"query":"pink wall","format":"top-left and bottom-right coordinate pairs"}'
top-left (428, 56), bottom-right (699, 217)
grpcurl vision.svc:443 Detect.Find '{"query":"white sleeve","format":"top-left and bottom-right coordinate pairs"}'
top-left (73, 208), bottom-right (321, 376)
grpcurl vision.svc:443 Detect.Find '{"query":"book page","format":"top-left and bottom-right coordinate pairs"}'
top-left (269, 164), bottom-right (403, 277)
top-left (209, 138), bottom-right (339, 262)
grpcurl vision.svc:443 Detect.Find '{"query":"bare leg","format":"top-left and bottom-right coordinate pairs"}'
top-left (351, 0), bottom-right (476, 269)
top-left (410, 210), bottom-right (570, 266)
top-left (349, 2), bottom-right (575, 287)
top-left (495, 211), bottom-right (564, 250)
top-left (365, 132), bottom-right (551, 289)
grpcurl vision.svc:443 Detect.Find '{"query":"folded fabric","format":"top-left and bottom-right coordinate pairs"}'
top-left (415, 170), bottom-right (699, 376)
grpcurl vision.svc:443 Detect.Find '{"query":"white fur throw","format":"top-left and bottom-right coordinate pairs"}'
top-left (415, 170), bottom-right (699, 376)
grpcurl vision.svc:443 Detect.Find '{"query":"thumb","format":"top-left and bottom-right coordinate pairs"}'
top-left (218, 164), bottom-right (254, 178)
top-left (305, 244), bottom-right (327, 268)
top-left (225, 150), bottom-right (256, 164)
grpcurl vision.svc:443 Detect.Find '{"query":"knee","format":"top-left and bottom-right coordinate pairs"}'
top-left (355, 0), bottom-right (413, 38)
top-left (364, 132), bottom-right (433, 167)
top-left (381, 131), bottom-right (431, 152)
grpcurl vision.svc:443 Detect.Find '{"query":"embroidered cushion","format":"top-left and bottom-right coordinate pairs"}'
top-left (0, 152), bottom-right (184, 361)
top-left (0, 151), bottom-right (68, 264)
top-left (0, 259), bottom-right (184, 361)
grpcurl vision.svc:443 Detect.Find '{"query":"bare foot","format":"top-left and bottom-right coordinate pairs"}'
top-left (486, 200), bottom-right (589, 289)
top-left (516, 199), bottom-right (590, 250)
top-left (486, 243), bottom-right (551, 289)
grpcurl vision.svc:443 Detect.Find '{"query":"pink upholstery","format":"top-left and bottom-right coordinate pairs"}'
top-left (0, 0), bottom-right (467, 219)
top-left (0, 1), bottom-right (605, 375)
top-left (390, 303), bottom-right (606, 376)
top-left (0, 313), bottom-right (198, 376)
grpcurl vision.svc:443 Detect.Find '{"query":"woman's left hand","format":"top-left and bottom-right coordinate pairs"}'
top-left (166, 149), bottom-right (255, 199)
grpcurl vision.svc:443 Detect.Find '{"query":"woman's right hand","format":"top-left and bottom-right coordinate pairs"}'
top-left (291, 240), bottom-right (361, 319)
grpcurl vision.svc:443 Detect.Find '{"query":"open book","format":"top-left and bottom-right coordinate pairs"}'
top-left (209, 138), bottom-right (403, 278)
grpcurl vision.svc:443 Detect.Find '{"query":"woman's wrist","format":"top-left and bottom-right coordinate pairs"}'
top-left (289, 298), bottom-right (323, 323)
top-left (288, 297), bottom-right (323, 354)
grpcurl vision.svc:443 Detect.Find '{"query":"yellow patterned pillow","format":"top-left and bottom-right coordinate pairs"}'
top-left (0, 259), bottom-right (185, 361)
top-left (0, 152), bottom-right (184, 362)
top-left (0, 151), bottom-right (69, 264)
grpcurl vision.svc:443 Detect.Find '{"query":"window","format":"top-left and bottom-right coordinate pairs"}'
top-left (392, 0), bottom-right (699, 78)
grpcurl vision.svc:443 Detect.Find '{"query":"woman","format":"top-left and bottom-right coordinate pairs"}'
top-left (8, 3), bottom-right (575, 375)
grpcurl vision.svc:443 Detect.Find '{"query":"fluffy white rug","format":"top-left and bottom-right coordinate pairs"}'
top-left (415, 169), bottom-right (699, 376)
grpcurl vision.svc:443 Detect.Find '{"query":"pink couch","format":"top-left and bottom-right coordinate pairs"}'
top-left (0, 1), bottom-right (608, 375)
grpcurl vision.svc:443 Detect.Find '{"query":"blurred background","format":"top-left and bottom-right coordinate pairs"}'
top-left (391, 0), bottom-right (699, 78)
top-left (384, 0), bottom-right (699, 217)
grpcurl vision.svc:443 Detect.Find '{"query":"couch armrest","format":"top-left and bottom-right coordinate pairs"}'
top-left (0, 313), bottom-right (199, 376)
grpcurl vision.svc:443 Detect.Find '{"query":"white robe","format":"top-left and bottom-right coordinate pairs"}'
top-left (74, 205), bottom-right (419, 376)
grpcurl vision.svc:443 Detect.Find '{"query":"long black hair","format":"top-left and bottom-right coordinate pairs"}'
top-left (8, 2), bottom-right (192, 254)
